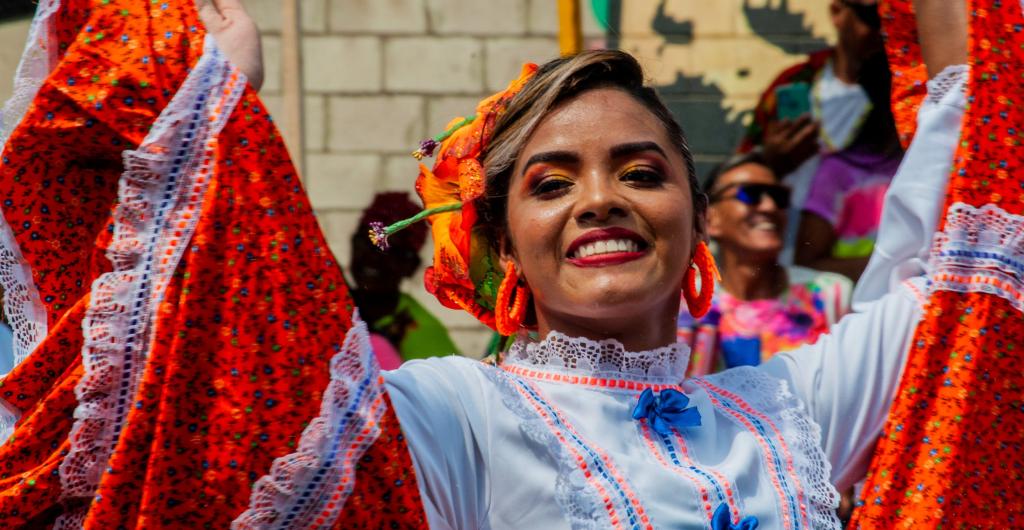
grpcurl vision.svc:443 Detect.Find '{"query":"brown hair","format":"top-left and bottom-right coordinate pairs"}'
top-left (477, 49), bottom-right (705, 252)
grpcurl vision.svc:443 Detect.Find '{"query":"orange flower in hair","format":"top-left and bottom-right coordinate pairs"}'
top-left (369, 63), bottom-right (538, 331)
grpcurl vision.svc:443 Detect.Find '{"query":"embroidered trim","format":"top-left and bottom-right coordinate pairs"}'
top-left (515, 376), bottom-right (653, 530)
top-left (930, 202), bottom-right (1024, 310)
top-left (59, 36), bottom-right (245, 502)
top-left (503, 331), bottom-right (690, 386)
top-left (487, 367), bottom-right (654, 529)
top-left (925, 64), bottom-right (969, 105)
top-left (697, 368), bottom-right (841, 530)
top-left (501, 364), bottom-right (680, 392)
top-left (903, 276), bottom-right (929, 307)
top-left (232, 319), bottom-right (387, 530)
top-left (0, 0), bottom-right (61, 442)
top-left (638, 421), bottom-right (736, 525)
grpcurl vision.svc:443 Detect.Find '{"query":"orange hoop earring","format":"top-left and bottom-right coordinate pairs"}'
top-left (495, 263), bottom-right (530, 336)
top-left (683, 241), bottom-right (719, 319)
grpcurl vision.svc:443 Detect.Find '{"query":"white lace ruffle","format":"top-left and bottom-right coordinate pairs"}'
top-left (59, 36), bottom-right (245, 502)
top-left (930, 202), bottom-right (1024, 310)
top-left (925, 64), bottom-right (969, 106)
top-left (232, 318), bottom-right (386, 530)
top-left (699, 367), bottom-right (841, 530)
top-left (486, 366), bottom-right (612, 529)
top-left (504, 330), bottom-right (690, 386)
top-left (0, 0), bottom-right (61, 443)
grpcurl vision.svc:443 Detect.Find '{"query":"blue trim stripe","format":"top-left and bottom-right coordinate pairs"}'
top-left (658, 431), bottom-right (730, 509)
top-left (514, 379), bottom-right (647, 530)
top-left (703, 386), bottom-right (805, 527)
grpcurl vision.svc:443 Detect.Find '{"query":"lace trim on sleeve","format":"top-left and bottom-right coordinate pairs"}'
top-left (925, 64), bottom-right (969, 106)
top-left (698, 368), bottom-right (841, 530)
top-left (0, 0), bottom-right (61, 442)
top-left (930, 202), bottom-right (1024, 311)
top-left (231, 318), bottom-right (387, 530)
top-left (57, 36), bottom-right (245, 505)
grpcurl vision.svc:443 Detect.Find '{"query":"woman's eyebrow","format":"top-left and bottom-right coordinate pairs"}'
top-left (522, 150), bottom-right (579, 174)
top-left (610, 141), bottom-right (668, 160)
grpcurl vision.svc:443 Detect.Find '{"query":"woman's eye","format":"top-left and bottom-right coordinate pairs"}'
top-left (532, 177), bottom-right (573, 196)
top-left (621, 168), bottom-right (664, 186)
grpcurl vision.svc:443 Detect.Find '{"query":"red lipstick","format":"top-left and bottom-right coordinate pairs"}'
top-left (566, 227), bottom-right (650, 268)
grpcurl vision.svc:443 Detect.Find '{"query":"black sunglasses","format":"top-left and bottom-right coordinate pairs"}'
top-left (710, 183), bottom-right (791, 209)
top-left (840, 0), bottom-right (881, 30)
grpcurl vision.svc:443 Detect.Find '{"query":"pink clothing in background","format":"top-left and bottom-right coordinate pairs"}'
top-left (803, 148), bottom-right (902, 258)
top-left (371, 333), bottom-right (404, 371)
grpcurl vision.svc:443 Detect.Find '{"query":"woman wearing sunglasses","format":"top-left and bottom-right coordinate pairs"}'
top-left (678, 153), bottom-right (851, 377)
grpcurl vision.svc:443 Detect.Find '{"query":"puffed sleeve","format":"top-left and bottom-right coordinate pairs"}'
top-left (383, 356), bottom-right (493, 530)
top-left (852, 64), bottom-right (969, 308)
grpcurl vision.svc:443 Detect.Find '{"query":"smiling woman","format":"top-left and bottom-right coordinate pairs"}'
top-left (233, 1), bottom-right (976, 527)
top-left (479, 54), bottom-right (703, 352)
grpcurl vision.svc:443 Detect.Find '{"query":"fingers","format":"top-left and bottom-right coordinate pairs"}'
top-left (793, 120), bottom-right (818, 143)
top-left (196, 0), bottom-right (221, 17)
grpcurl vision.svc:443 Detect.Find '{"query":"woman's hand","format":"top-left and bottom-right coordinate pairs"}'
top-left (198, 0), bottom-right (264, 91)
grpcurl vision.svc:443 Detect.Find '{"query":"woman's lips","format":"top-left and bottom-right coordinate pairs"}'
top-left (566, 227), bottom-right (650, 267)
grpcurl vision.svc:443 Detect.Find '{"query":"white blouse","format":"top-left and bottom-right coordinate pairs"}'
top-left (232, 66), bottom-right (968, 530)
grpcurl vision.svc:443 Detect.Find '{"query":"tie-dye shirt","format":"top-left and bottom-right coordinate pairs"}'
top-left (803, 148), bottom-right (903, 258)
top-left (677, 267), bottom-right (852, 376)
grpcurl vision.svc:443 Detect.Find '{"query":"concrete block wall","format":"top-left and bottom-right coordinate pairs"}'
top-left (0, 1), bottom-right (834, 357)
top-left (249, 0), bottom-right (604, 357)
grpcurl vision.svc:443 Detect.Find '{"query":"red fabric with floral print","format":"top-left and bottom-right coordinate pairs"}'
top-left (852, 1), bottom-right (1024, 527)
top-left (879, 0), bottom-right (929, 149)
top-left (0, 1), bottom-right (425, 528)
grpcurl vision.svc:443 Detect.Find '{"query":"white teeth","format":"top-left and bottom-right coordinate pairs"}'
top-left (573, 239), bottom-right (640, 259)
top-left (753, 221), bottom-right (777, 230)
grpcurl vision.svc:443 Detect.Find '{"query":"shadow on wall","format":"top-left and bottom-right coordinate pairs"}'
top-left (605, 0), bottom-right (828, 183)
top-left (742, 0), bottom-right (830, 55)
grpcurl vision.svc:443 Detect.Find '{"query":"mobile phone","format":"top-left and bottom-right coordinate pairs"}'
top-left (774, 82), bottom-right (811, 121)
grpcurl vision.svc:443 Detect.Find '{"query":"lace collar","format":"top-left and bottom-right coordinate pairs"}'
top-left (501, 330), bottom-right (691, 387)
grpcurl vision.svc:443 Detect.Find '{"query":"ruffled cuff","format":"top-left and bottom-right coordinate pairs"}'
top-left (232, 319), bottom-right (389, 529)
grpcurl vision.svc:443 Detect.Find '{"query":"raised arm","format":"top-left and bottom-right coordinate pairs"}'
top-left (915, 0), bottom-right (969, 78)
top-left (764, 0), bottom-right (970, 488)
top-left (852, 0), bottom-right (969, 307)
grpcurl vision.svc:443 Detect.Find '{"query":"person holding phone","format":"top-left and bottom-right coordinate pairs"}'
top-left (738, 0), bottom-right (892, 269)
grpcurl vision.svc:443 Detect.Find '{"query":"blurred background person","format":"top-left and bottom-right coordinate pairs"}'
top-left (678, 152), bottom-right (851, 376)
top-left (349, 192), bottom-right (459, 367)
top-left (794, 50), bottom-right (903, 281)
top-left (738, 0), bottom-right (894, 268)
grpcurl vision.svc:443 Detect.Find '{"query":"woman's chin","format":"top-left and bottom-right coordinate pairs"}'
top-left (550, 278), bottom-right (680, 323)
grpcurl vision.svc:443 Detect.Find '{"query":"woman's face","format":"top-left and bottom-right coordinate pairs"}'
top-left (502, 88), bottom-right (698, 340)
top-left (706, 163), bottom-right (786, 257)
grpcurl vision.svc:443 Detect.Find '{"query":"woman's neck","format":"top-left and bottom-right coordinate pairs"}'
top-left (534, 298), bottom-right (681, 353)
top-left (717, 248), bottom-right (787, 301)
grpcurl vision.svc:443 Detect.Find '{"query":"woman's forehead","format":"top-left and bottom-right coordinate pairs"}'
top-left (523, 88), bottom-right (674, 154)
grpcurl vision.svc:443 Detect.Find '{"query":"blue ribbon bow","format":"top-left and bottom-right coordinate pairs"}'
top-left (631, 387), bottom-right (701, 435)
top-left (711, 503), bottom-right (759, 530)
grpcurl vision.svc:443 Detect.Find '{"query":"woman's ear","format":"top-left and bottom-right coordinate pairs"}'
top-left (497, 233), bottom-right (520, 278)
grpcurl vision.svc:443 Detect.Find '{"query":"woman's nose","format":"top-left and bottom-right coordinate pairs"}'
top-left (574, 175), bottom-right (627, 223)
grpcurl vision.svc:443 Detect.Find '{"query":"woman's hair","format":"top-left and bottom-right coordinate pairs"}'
top-left (477, 49), bottom-right (704, 252)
